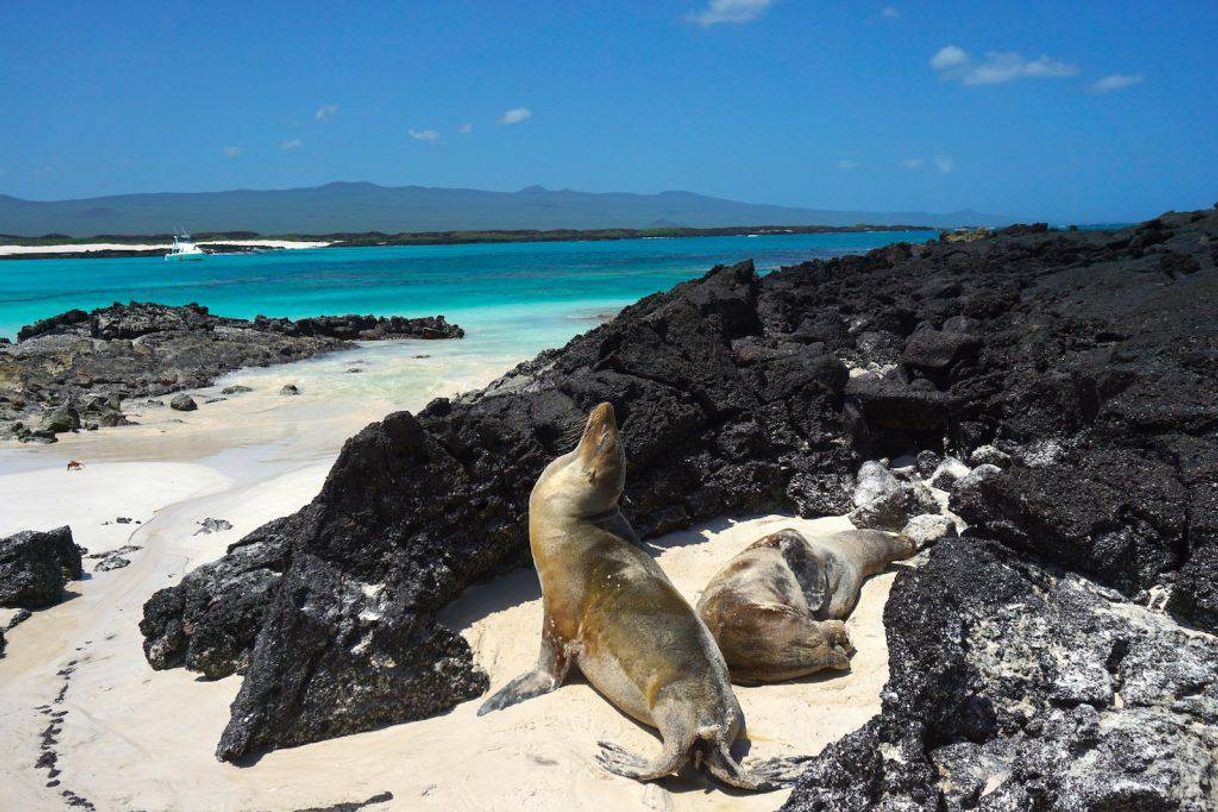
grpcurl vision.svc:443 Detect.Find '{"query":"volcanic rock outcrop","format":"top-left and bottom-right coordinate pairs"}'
top-left (141, 207), bottom-right (1217, 805)
top-left (0, 526), bottom-right (82, 609)
top-left (0, 302), bottom-right (462, 439)
top-left (782, 538), bottom-right (1218, 811)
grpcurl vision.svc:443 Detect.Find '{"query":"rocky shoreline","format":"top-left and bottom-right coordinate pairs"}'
top-left (0, 302), bottom-right (463, 442)
top-left (129, 206), bottom-right (1218, 806)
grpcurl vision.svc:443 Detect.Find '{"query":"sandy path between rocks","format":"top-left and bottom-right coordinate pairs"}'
top-left (1, 478), bottom-right (903, 811)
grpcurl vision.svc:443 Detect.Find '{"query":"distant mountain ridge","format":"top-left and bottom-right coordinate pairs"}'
top-left (0, 181), bottom-right (1013, 236)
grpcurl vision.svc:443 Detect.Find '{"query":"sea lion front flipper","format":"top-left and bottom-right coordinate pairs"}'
top-left (774, 532), bottom-right (832, 616)
top-left (477, 615), bottom-right (570, 716)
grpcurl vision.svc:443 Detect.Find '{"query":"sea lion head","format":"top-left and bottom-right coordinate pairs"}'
top-left (535, 402), bottom-right (626, 517)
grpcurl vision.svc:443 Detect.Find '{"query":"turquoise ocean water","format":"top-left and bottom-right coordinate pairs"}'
top-left (0, 230), bottom-right (932, 363)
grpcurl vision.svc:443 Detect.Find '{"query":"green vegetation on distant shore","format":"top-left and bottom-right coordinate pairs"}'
top-left (0, 223), bottom-right (932, 250)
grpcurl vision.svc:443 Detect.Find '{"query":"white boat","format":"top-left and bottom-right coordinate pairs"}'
top-left (164, 232), bottom-right (206, 261)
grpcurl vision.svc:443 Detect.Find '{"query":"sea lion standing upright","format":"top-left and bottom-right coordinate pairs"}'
top-left (697, 528), bottom-right (916, 685)
top-left (478, 402), bottom-right (787, 790)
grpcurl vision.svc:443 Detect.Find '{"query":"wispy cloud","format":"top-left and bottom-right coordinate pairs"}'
top-left (408, 128), bottom-right (441, 144)
top-left (686, 0), bottom-right (773, 26)
top-left (880, 5), bottom-right (899, 18)
top-left (280, 138), bottom-right (303, 151)
top-left (498, 107), bottom-right (532, 126)
top-left (315, 104), bottom-right (339, 121)
top-left (34, 164), bottom-right (53, 176)
top-left (902, 158), bottom-right (925, 169)
top-left (931, 45), bottom-right (1076, 86)
top-left (222, 146), bottom-right (242, 159)
top-left (837, 159), bottom-right (862, 170)
top-left (934, 156), bottom-right (955, 174)
top-left (459, 122), bottom-right (474, 134)
top-left (1089, 73), bottom-right (1143, 94)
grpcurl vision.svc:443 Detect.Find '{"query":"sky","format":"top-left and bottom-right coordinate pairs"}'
top-left (0, 0), bottom-right (1215, 223)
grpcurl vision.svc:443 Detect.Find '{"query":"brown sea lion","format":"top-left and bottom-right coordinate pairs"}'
top-left (478, 402), bottom-right (792, 790)
top-left (697, 528), bottom-right (916, 685)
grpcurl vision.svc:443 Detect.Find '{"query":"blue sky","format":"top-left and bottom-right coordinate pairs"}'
top-left (1, 0), bottom-right (1214, 222)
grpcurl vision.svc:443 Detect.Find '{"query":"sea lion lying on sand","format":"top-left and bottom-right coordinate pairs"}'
top-left (697, 528), bottom-right (916, 685)
top-left (478, 403), bottom-right (794, 790)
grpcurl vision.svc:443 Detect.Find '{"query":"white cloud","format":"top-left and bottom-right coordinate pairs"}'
top-left (931, 45), bottom-right (1077, 86)
top-left (498, 107), bottom-right (532, 126)
top-left (1089, 73), bottom-right (1143, 94)
top-left (934, 156), bottom-right (955, 174)
top-left (280, 138), bottom-right (303, 150)
top-left (930, 45), bottom-right (969, 71)
top-left (315, 104), bottom-right (339, 121)
top-left (837, 159), bottom-right (862, 170)
top-left (408, 128), bottom-right (441, 144)
top-left (459, 122), bottom-right (474, 134)
top-left (222, 146), bottom-right (242, 159)
top-left (966, 53), bottom-right (1076, 85)
top-left (881, 6), bottom-right (900, 18)
top-left (34, 164), bottom-right (53, 176)
top-left (902, 158), bottom-right (925, 169)
top-left (687, 0), bottom-right (773, 26)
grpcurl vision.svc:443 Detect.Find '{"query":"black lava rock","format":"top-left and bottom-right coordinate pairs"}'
top-left (1, 302), bottom-right (463, 437)
top-left (169, 394), bottom-right (197, 412)
top-left (782, 538), bottom-right (1218, 811)
top-left (139, 209), bottom-right (1218, 782)
top-left (0, 527), bottom-right (82, 609)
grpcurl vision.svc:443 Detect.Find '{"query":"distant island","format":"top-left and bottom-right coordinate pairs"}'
top-left (0, 222), bottom-right (942, 260)
top-left (0, 181), bottom-right (1012, 237)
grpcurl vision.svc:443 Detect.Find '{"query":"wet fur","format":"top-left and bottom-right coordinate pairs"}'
top-left (697, 528), bottom-right (916, 685)
top-left (478, 403), bottom-right (785, 790)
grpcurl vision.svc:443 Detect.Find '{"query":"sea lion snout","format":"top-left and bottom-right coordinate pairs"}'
top-left (580, 402), bottom-right (617, 448)
top-left (577, 402), bottom-right (623, 476)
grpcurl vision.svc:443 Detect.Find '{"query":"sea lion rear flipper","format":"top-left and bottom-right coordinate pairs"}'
top-left (595, 705), bottom-right (696, 782)
top-left (719, 604), bottom-right (853, 684)
top-left (737, 753), bottom-right (816, 788)
top-left (477, 617), bottom-right (570, 716)
top-left (595, 739), bottom-right (691, 782)
top-left (705, 740), bottom-right (780, 791)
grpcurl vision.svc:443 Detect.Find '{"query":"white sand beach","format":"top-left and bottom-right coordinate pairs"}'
top-left (0, 346), bottom-right (906, 812)
top-left (0, 240), bottom-right (330, 257)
